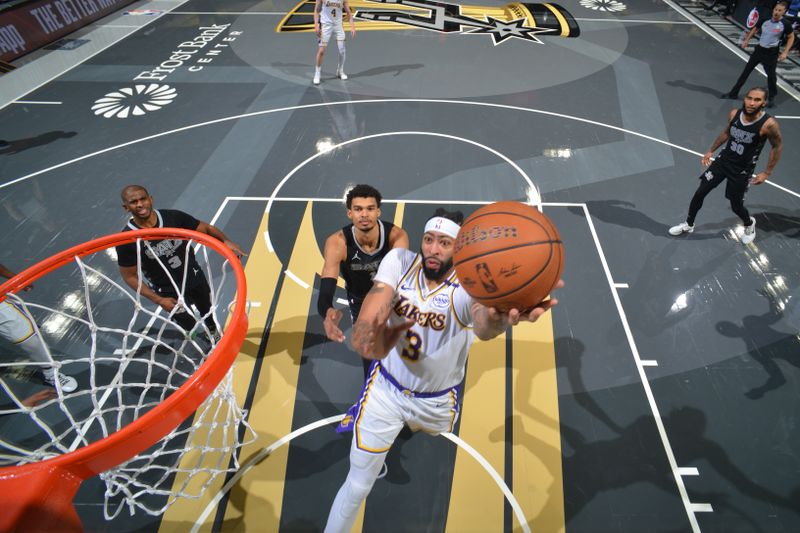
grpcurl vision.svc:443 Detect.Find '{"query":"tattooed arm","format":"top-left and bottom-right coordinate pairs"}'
top-left (352, 282), bottom-right (412, 359)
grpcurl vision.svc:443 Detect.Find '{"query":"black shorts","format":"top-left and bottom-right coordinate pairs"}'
top-left (699, 160), bottom-right (751, 202)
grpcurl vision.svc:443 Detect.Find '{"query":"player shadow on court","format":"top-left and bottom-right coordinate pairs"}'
top-left (490, 336), bottom-right (800, 526)
top-left (749, 209), bottom-right (800, 239)
top-left (666, 79), bottom-right (727, 99)
top-left (0, 131), bottom-right (77, 156)
top-left (271, 61), bottom-right (424, 81)
top-left (716, 290), bottom-right (800, 399)
top-left (571, 200), bottom-right (671, 238)
top-left (621, 240), bottom-right (734, 337)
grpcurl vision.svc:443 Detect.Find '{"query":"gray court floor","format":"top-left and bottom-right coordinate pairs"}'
top-left (2, 0), bottom-right (800, 531)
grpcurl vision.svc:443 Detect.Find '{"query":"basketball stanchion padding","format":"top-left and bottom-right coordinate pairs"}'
top-left (454, 201), bottom-right (564, 312)
top-left (0, 228), bottom-right (252, 532)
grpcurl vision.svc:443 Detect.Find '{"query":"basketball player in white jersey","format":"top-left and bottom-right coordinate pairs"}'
top-left (324, 208), bottom-right (564, 532)
top-left (1, 263), bottom-right (77, 392)
top-left (313, 0), bottom-right (356, 85)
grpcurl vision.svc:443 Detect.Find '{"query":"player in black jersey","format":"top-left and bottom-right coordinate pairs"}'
top-left (669, 87), bottom-right (783, 245)
top-left (116, 185), bottom-right (246, 335)
top-left (317, 184), bottom-right (408, 377)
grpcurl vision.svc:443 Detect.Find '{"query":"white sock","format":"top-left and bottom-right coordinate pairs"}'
top-left (315, 66), bottom-right (321, 75)
top-left (337, 41), bottom-right (346, 71)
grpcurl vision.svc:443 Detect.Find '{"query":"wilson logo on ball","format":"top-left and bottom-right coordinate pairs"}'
top-left (455, 224), bottom-right (518, 251)
top-left (454, 201), bottom-right (564, 312)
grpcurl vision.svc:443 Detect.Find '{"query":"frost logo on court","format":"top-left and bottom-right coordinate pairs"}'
top-left (91, 84), bottom-right (177, 119)
top-left (579, 0), bottom-right (626, 12)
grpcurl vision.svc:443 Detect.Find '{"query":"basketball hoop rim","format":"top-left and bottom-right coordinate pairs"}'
top-left (0, 228), bottom-right (248, 481)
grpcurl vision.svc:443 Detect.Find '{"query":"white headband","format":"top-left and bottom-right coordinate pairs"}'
top-left (423, 216), bottom-right (460, 239)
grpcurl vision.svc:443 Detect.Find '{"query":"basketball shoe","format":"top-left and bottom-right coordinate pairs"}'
top-left (668, 222), bottom-right (694, 236)
top-left (741, 217), bottom-right (756, 244)
top-left (337, 68), bottom-right (348, 80)
top-left (41, 369), bottom-right (78, 393)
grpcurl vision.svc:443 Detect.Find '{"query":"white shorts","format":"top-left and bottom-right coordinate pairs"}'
top-left (319, 22), bottom-right (345, 45)
top-left (0, 300), bottom-right (35, 344)
top-left (352, 369), bottom-right (460, 453)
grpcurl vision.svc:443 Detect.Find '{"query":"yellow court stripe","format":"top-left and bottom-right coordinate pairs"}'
top-left (220, 202), bottom-right (322, 531)
top-left (446, 335), bottom-right (507, 532)
top-left (512, 312), bottom-right (565, 532)
top-left (543, 3), bottom-right (569, 37)
top-left (160, 210), bottom-right (285, 532)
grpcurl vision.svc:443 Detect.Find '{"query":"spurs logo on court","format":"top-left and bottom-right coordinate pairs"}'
top-left (278, 0), bottom-right (581, 45)
top-left (357, 0), bottom-right (553, 45)
top-left (91, 84), bottom-right (177, 119)
top-left (578, 0), bottom-right (626, 12)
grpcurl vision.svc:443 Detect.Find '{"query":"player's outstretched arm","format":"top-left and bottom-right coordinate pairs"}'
top-left (196, 221), bottom-right (246, 258)
top-left (472, 280), bottom-right (564, 341)
top-left (352, 282), bottom-right (410, 359)
top-left (319, 232), bottom-right (347, 342)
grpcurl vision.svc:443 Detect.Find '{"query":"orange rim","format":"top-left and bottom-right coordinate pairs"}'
top-left (0, 227), bottom-right (248, 479)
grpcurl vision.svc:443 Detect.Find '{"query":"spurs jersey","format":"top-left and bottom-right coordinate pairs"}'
top-left (116, 209), bottom-right (206, 291)
top-left (319, 0), bottom-right (344, 25)
top-left (373, 248), bottom-right (475, 393)
top-left (340, 220), bottom-right (395, 312)
top-left (717, 109), bottom-right (770, 176)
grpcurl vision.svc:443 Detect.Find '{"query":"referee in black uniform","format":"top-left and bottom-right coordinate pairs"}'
top-left (721, 1), bottom-right (795, 107)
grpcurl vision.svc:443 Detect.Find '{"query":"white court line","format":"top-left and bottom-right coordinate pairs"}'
top-left (691, 503), bottom-right (715, 513)
top-left (191, 414), bottom-right (344, 533)
top-left (575, 17), bottom-right (693, 24)
top-left (662, 0), bottom-right (800, 104)
top-left (614, 283), bottom-right (629, 289)
top-left (104, 25), bottom-right (145, 28)
top-left (284, 269), bottom-right (309, 289)
top-left (678, 467), bottom-right (700, 476)
top-left (261, 131), bottom-right (540, 218)
top-left (168, 11), bottom-right (286, 15)
top-left (336, 297), bottom-right (348, 305)
top-left (2, 0), bottom-right (193, 112)
top-left (640, 360), bottom-right (659, 367)
top-left (440, 432), bottom-right (531, 533)
top-left (190, 415), bottom-right (530, 533)
top-left (774, 115), bottom-right (800, 119)
top-left (12, 101), bottom-right (62, 105)
top-left (5, 98), bottom-right (800, 201)
top-left (582, 203), bottom-right (702, 532)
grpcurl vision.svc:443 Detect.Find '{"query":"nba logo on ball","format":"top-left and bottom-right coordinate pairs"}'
top-left (453, 201), bottom-right (564, 312)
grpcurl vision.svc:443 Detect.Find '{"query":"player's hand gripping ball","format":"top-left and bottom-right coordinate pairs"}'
top-left (454, 201), bottom-right (564, 312)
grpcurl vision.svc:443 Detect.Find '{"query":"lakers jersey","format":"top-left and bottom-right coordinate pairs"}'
top-left (373, 248), bottom-right (475, 393)
top-left (319, 0), bottom-right (344, 25)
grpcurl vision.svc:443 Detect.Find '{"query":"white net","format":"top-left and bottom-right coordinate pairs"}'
top-left (0, 234), bottom-right (256, 519)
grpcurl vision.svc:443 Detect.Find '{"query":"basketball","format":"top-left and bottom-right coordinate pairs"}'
top-left (453, 201), bottom-right (564, 312)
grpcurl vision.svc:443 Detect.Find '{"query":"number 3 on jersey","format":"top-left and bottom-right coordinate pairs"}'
top-left (401, 330), bottom-right (422, 361)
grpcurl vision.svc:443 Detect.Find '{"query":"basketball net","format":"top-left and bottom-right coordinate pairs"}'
top-left (0, 229), bottom-right (255, 527)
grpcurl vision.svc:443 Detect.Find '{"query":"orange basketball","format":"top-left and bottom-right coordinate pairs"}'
top-left (453, 201), bottom-right (564, 312)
